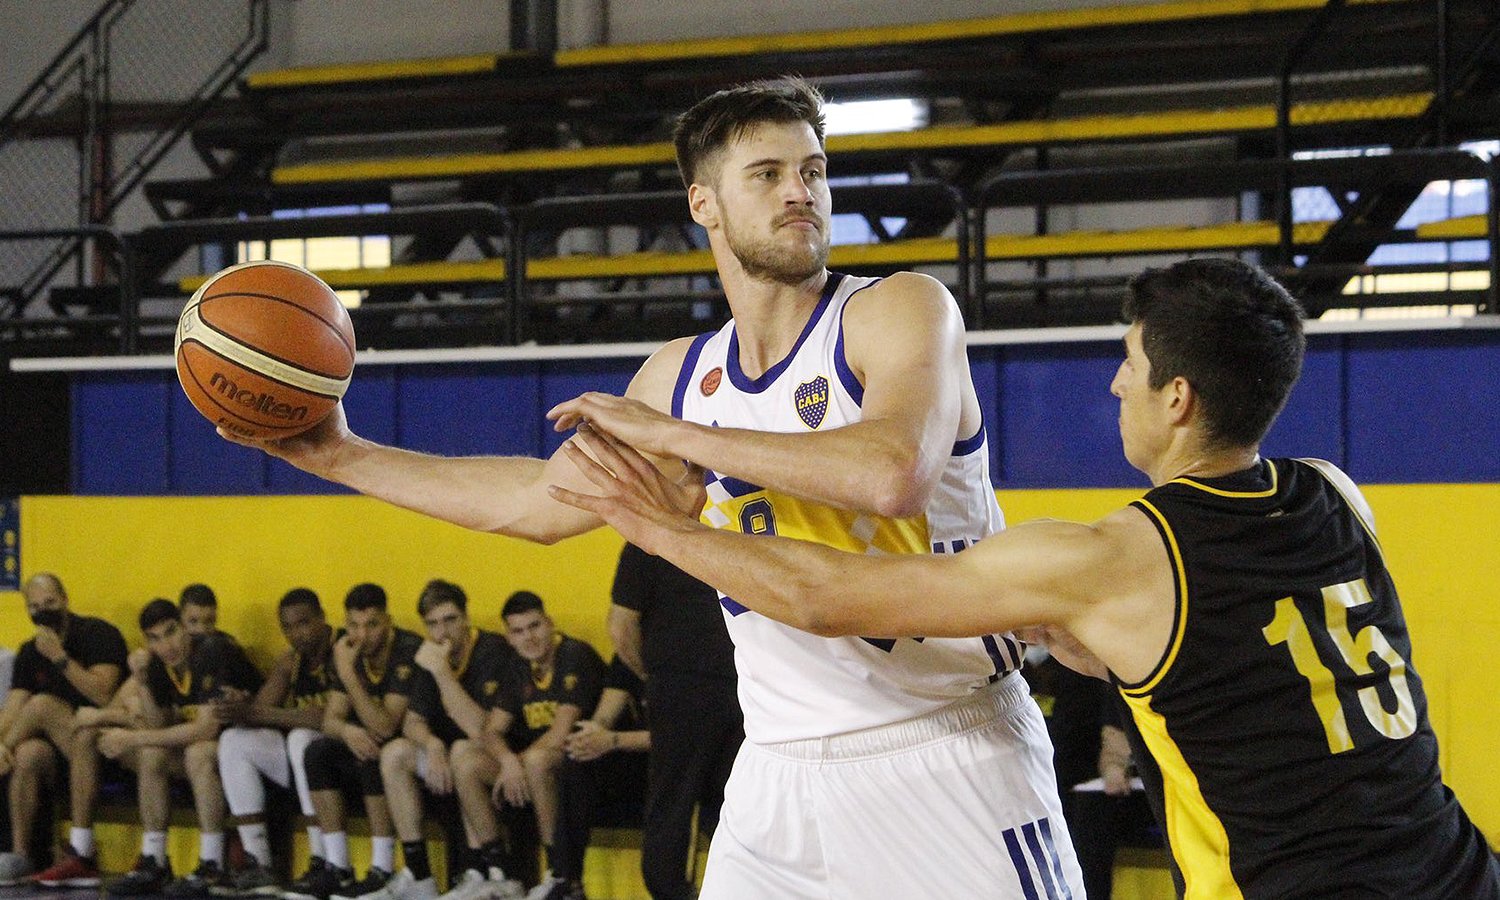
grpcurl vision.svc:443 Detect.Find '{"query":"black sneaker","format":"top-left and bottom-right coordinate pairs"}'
top-left (108, 855), bottom-right (173, 896)
top-left (164, 860), bottom-right (230, 898)
top-left (330, 867), bottom-right (392, 900)
top-left (230, 854), bottom-right (281, 895)
top-left (283, 857), bottom-right (352, 900)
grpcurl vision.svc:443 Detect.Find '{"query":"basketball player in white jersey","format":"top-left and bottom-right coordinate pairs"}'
top-left (224, 77), bottom-right (1081, 899)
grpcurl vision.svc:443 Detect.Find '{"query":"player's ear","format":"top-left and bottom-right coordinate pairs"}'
top-left (1165, 375), bottom-right (1195, 426)
top-left (689, 182), bottom-right (718, 229)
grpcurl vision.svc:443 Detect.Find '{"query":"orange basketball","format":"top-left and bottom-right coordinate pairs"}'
top-left (174, 260), bottom-right (355, 439)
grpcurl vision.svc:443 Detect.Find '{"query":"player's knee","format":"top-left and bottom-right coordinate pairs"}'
top-left (13, 739), bottom-right (56, 775)
top-left (521, 746), bottom-right (558, 779)
top-left (379, 738), bottom-right (414, 779)
top-left (449, 740), bottom-right (481, 776)
top-left (217, 726), bottom-right (250, 758)
top-left (184, 741), bottom-right (219, 780)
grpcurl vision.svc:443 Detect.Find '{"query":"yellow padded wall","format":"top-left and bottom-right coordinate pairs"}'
top-left (1, 484), bottom-right (1495, 848)
top-left (0, 495), bottom-right (626, 669)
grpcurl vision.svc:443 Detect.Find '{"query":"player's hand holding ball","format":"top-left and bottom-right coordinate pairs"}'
top-left (175, 260), bottom-right (357, 473)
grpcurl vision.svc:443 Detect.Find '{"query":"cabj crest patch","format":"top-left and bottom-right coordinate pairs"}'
top-left (794, 375), bottom-right (829, 429)
top-left (396, 665), bottom-right (412, 681)
top-left (564, 674), bottom-right (578, 692)
top-left (484, 680), bottom-right (499, 696)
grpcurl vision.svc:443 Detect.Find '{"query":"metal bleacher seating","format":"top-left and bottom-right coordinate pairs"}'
top-left (1, 0), bottom-right (1497, 358)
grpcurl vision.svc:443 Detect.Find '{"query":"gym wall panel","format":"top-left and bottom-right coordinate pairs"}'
top-left (0, 494), bottom-right (626, 671)
top-left (396, 365), bottom-right (542, 459)
top-left (537, 360), bottom-right (637, 457)
top-left (995, 343), bottom-right (1137, 488)
top-left (1345, 331), bottom-right (1500, 484)
top-left (73, 374), bottom-right (173, 495)
top-left (64, 329), bottom-right (1500, 494)
top-left (4, 481), bottom-right (1495, 843)
top-left (1262, 334), bottom-right (1345, 464)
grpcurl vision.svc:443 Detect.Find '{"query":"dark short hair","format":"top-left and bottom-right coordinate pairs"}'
top-left (672, 76), bottom-right (826, 189)
top-left (1123, 259), bottom-right (1306, 449)
top-left (140, 598), bottom-right (181, 632)
top-left (418, 579), bottom-right (467, 617)
top-left (179, 583), bottom-right (217, 610)
top-left (501, 590), bottom-right (545, 620)
top-left (344, 583), bottom-right (388, 613)
top-left (279, 587), bottom-right (323, 616)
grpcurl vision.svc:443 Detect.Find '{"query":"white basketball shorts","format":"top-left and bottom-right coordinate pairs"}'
top-left (699, 672), bottom-right (1084, 899)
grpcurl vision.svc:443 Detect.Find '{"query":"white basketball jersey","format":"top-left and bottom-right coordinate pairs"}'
top-left (674, 272), bottom-right (1022, 742)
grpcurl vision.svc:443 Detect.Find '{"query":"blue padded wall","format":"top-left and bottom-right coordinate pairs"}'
top-left (69, 328), bottom-right (1500, 495)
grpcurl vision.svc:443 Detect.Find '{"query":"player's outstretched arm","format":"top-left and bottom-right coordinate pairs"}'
top-left (551, 424), bottom-right (1166, 677)
top-left (219, 336), bottom-right (695, 544)
top-left (550, 273), bottom-right (970, 519)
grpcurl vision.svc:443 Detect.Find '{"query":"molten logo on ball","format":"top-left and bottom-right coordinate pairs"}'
top-left (209, 372), bottom-right (309, 422)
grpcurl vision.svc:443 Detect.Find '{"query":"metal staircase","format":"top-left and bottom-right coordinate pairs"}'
top-left (0, 0), bottom-right (269, 330)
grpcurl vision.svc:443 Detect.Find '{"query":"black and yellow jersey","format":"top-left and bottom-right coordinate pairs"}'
top-left (145, 632), bottom-right (263, 721)
top-left (1121, 458), bottom-right (1499, 899)
top-left (287, 628), bottom-right (338, 710)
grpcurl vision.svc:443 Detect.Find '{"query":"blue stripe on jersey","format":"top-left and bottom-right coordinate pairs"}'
top-left (1037, 817), bottom-right (1074, 900)
top-left (671, 331), bottom-right (716, 419)
top-left (704, 470), bottom-right (765, 500)
top-left (1022, 821), bottom-right (1062, 900)
top-left (953, 420), bottom-right (987, 456)
top-left (720, 596), bottom-right (749, 616)
top-left (832, 274), bottom-right (884, 407)
top-left (1002, 827), bottom-right (1041, 900)
top-left (982, 635), bottom-right (1010, 678)
top-left (726, 273), bottom-right (843, 394)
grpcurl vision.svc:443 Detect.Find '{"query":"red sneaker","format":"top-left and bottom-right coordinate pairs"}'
top-left (34, 851), bottom-right (101, 887)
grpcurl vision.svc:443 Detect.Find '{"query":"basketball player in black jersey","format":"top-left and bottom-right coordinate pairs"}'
top-left (92, 599), bottom-right (263, 896)
top-left (216, 588), bottom-right (337, 894)
top-left (555, 258), bottom-right (1500, 899)
top-left (339, 579), bottom-right (520, 900)
top-left (289, 583), bottom-right (422, 900)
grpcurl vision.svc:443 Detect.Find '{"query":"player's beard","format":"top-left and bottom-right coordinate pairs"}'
top-left (724, 212), bottom-right (830, 285)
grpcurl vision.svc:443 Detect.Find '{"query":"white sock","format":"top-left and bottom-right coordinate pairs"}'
top-left (370, 836), bottom-right (395, 873)
top-left (324, 832), bottom-right (350, 870)
top-left (200, 832), bottom-right (225, 867)
top-left (306, 826), bottom-right (325, 859)
top-left (141, 831), bottom-right (167, 865)
top-left (70, 827), bottom-right (95, 859)
top-left (237, 823), bottom-right (271, 866)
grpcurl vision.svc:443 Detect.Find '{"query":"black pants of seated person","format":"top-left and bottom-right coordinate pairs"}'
top-left (551, 748), bottom-right (648, 883)
top-left (641, 676), bottom-right (742, 900)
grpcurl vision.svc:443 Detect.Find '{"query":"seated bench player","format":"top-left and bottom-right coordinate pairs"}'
top-left (288, 584), bottom-right (423, 900)
top-left (0, 573), bottom-right (127, 887)
top-left (217, 588), bottom-right (337, 894)
top-left (337, 580), bottom-right (519, 900)
top-left (91, 599), bottom-right (263, 896)
top-left (446, 592), bottom-right (605, 900)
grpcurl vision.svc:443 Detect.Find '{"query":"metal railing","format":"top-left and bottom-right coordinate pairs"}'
top-left (0, 0), bottom-right (269, 315)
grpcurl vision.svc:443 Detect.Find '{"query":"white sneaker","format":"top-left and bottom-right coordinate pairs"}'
top-left (349, 867), bottom-right (437, 900)
top-left (438, 869), bottom-right (488, 900)
top-left (522, 874), bottom-right (563, 900)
